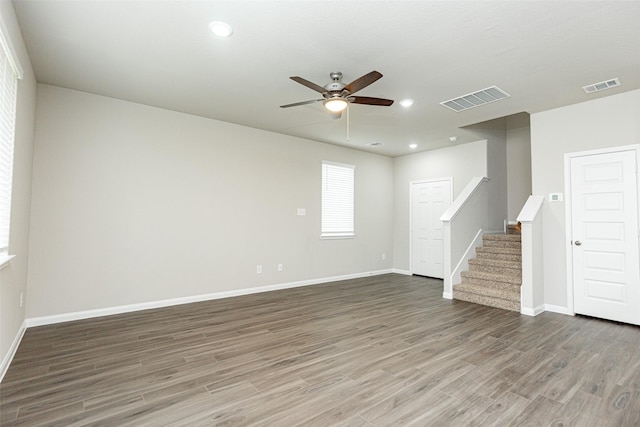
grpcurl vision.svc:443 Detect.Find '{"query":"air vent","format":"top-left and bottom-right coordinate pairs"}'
top-left (367, 141), bottom-right (384, 147)
top-left (440, 86), bottom-right (510, 112)
top-left (582, 78), bottom-right (621, 94)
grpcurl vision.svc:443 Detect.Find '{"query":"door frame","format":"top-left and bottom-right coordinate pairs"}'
top-left (563, 144), bottom-right (640, 316)
top-left (409, 177), bottom-right (453, 276)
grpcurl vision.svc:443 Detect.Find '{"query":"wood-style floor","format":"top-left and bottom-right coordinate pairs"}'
top-left (1, 274), bottom-right (640, 426)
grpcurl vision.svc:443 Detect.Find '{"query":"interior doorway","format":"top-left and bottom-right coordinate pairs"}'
top-left (566, 146), bottom-right (640, 325)
top-left (410, 178), bottom-right (453, 279)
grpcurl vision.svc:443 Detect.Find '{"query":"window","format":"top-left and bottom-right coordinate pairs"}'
top-left (321, 161), bottom-right (355, 238)
top-left (0, 17), bottom-right (22, 263)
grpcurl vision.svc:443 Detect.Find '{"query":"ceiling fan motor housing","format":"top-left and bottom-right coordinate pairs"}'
top-left (325, 71), bottom-right (347, 93)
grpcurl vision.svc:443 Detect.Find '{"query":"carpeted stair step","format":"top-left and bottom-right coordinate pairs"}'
top-left (468, 257), bottom-right (521, 277)
top-left (459, 277), bottom-right (520, 294)
top-left (484, 233), bottom-right (522, 242)
top-left (453, 281), bottom-right (520, 304)
top-left (476, 248), bottom-right (522, 262)
top-left (482, 234), bottom-right (521, 250)
top-left (453, 231), bottom-right (522, 313)
top-left (482, 240), bottom-right (521, 250)
top-left (477, 245), bottom-right (521, 256)
top-left (453, 288), bottom-right (520, 312)
top-left (461, 269), bottom-right (522, 286)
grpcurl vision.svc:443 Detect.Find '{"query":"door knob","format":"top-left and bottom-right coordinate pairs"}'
top-left (575, 241), bottom-right (582, 246)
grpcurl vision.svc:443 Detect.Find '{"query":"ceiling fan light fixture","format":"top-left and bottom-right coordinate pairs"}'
top-left (324, 98), bottom-right (349, 112)
top-left (209, 21), bottom-right (233, 37)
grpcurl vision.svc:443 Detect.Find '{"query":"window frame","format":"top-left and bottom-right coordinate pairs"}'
top-left (321, 160), bottom-right (355, 239)
top-left (0, 13), bottom-right (23, 269)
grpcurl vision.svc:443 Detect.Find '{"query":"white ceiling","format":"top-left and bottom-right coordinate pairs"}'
top-left (12, 1), bottom-right (640, 157)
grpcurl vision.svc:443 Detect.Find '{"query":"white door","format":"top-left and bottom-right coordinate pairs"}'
top-left (570, 149), bottom-right (640, 325)
top-left (411, 179), bottom-right (452, 278)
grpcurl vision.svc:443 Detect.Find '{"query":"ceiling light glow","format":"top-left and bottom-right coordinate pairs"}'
top-left (449, 136), bottom-right (457, 142)
top-left (409, 143), bottom-right (418, 149)
top-left (209, 21), bottom-right (233, 37)
top-left (324, 98), bottom-right (348, 112)
top-left (400, 99), bottom-right (414, 107)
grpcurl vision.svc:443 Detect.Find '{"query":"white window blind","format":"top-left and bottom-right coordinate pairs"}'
top-left (321, 161), bottom-right (355, 238)
top-left (0, 22), bottom-right (19, 256)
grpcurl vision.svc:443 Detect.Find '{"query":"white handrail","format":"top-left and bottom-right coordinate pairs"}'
top-left (517, 195), bottom-right (544, 224)
top-left (441, 177), bottom-right (492, 299)
top-left (440, 177), bottom-right (489, 222)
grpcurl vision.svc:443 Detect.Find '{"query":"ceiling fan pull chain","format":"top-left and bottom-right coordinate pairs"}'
top-left (346, 103), bottom-right (350, 141)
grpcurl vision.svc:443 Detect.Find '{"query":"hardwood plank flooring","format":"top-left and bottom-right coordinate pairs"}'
top-left (2, 273), bottom-right (640, 426)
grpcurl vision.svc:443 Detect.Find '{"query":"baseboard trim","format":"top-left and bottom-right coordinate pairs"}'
top-left (521, 304), bottom-right (545, 317)
top-left (392, 269), bottom-right (411, 276)
top-left (544, 304), bottom-right (574, 316)
top-left (25, 269), bottom-right (396, 328)
top-left (0, 320), bottom-right (27, 383)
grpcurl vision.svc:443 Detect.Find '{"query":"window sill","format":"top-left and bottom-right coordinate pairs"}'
top-left (320, 234), bottom-right (356, 240)
top-left (0, 254), bottom-right (15, 271)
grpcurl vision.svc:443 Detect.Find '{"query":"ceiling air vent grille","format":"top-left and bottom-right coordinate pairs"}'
top-left (582, 78), bottom-right (621, 94)
top-left (440, 86), bottom-right (510, 112)
top-left (367, 141), bottom-right (384, 147)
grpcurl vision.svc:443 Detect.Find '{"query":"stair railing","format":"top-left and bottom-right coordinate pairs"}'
top-left (440, 177), bottom-right (491, 299)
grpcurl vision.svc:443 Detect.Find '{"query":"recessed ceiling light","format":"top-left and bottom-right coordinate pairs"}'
top-left (409, 143), bottom-right (418, 149)
top-left (209, 21), bottom-right (233, 38)
top-left (399, 99), bottom-right (414, 107)
top-left (449, 136), bottom-right (457, 142)
top-left (367, 141), bottom-right (384, 147)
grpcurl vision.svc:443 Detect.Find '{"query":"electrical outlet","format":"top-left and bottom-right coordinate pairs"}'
top-left (257, 265), bottom-right (262, 274)
top-left (19, 292), bottom-right (24, 308)
top-left (382, 253), bottom-right (386, 260)
top-left (277, 264), bottom-right (283, 272)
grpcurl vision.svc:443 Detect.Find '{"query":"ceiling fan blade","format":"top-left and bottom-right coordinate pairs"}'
top-left (345, 71), bottom-right (383, 94)
top-left (290, 76), bottom-right (327, 94)
top-left (350, 96), bottom-right (394, 106)
top-left (280, 99), bottom-right (324, 108)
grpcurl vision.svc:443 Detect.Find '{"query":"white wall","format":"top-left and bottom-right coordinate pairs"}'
top-left (26, 84), bottom-right (394, 318)
top-left (392, 140), bottom-right (488, 272)
top-left (464, 115), bottom-right (531, 225)
top-left (506, 126), bottom-right (532, 220)
top-left (485, 132), bottom-right (509, 231)
top-left (531, 89), bottom-right (640, 309)
top-left (0, 2), bottom-right (37, 368)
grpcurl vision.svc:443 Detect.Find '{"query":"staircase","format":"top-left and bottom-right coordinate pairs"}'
top-left (452, 228), bottom-right (521, 312)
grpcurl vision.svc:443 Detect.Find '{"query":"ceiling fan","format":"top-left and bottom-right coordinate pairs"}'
top-left (280, 71), bottom-right (394, 118)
